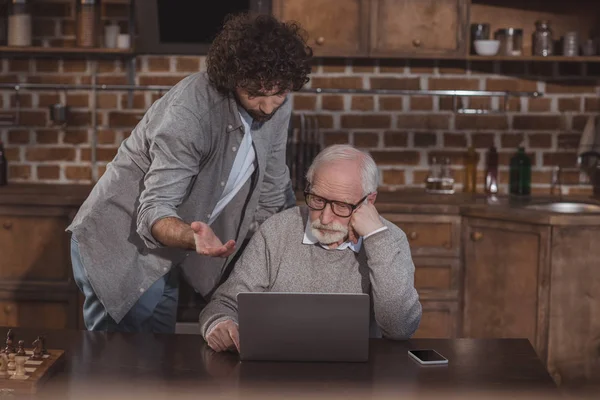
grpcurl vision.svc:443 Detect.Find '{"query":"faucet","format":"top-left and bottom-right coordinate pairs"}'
top-left (577, 150), bottom-right (600, 167)
top-left (550, 166), bottom-right (562, 197)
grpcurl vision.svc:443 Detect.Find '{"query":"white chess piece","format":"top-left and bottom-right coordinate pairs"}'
top-left (0, 352), bottom-right (8, 377)
top-left (7, 353), bottom-right (16, 372)
top-left (14, 356), bottom-right (26, 377)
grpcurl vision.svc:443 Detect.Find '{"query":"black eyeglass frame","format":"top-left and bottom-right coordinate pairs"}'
top-left (303, 190), bottom-right (370, 217)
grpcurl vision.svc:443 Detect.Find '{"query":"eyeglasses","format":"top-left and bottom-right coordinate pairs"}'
top-left (304, 191), bottom-right (370, 218)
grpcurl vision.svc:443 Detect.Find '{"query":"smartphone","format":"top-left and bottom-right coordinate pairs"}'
top-left (408, 349), bottom-right (448, 365)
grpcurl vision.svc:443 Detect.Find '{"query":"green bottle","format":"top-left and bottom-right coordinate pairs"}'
top-left (509, 147), bottom-right (531, 196)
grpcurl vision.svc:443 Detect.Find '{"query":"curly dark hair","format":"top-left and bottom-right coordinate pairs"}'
top-left (206, 12), bottom-right (313, 96)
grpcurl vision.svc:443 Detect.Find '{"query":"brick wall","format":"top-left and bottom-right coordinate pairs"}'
top-left (0, 1), bottom-right (599, 194)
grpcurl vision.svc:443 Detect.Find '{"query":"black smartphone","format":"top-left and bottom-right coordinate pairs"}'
top-left (408, 349), bottom-right (448, 365)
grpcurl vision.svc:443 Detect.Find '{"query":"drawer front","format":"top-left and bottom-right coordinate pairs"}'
top-left (0, 300), bottom-right (71, 330)
top-left (414, 257), bottom-right (460, 292)
top-left (0, 215), bottom-right (70, 283)
top-left (412, 300), bottom-right (458, 339)
top-left (382, 214), bottom-right (461, 257)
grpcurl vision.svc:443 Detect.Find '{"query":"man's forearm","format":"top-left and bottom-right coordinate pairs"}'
top-left (151, 217), bottom-right (195, 250)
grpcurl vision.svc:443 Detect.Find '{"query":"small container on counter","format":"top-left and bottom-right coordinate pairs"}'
top-left (7, 0), bottom-right (32, 47)
top-left (495, 28), bottom-right (523, 56)
top-left (484, 146), bottom-right (499, 195)
top-left (509, 147), bottom-right (531, 196)
top-left (562, 31), bottom-right (579, 56)
top-left (463, 146), bottom-right (478, 193)
top-left (426, 157), bottom-right (454, 194)
top-left (532, 20), bottom-right (553, 56)
top-left (77, 0), bottom-right (100, 47)
top-left (470, 23), bottom-right (490, 55)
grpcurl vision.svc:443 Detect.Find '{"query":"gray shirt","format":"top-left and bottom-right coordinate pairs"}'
top-left (199, 206), bottom-right (422, 340)
top-left (67, 72), bottom-right (294, 323)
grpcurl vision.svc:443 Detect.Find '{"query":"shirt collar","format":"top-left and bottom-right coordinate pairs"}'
top-left (302, 219), bottom-right (362, 253)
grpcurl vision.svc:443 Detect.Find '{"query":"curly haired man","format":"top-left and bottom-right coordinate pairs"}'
top-left (67, 13), bottom-right (313, 333)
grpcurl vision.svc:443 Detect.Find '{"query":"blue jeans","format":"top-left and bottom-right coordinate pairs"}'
top-left (70, 235), bottom-right (179, 333)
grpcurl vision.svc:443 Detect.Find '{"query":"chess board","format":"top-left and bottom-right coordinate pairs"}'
top-left (0, 349), bottom-right (65, 395)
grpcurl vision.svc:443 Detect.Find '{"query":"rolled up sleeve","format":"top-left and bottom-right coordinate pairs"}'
top-left (136, 104), bottom-right (204, 249)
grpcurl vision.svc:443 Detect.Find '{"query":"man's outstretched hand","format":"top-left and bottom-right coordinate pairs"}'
top-left (191, 221), bottom-right (236, 258)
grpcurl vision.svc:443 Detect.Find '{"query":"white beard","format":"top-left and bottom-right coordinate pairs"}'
top-left (310, 220), bottom-right (348, 245)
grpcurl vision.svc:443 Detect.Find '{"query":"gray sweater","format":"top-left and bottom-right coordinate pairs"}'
top-left (199, 206), bottom-right (422, 340)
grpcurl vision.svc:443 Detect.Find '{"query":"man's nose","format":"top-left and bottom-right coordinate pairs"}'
top-left (320, 203), bottom-right (335, 225)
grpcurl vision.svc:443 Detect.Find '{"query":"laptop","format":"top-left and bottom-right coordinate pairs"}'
top-left (237, 292), bottom-right (370, 362)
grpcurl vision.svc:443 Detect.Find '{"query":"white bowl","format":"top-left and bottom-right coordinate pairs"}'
top-left (474, 40), bottom-right (500, 56)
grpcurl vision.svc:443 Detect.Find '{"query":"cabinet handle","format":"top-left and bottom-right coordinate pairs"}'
top-left (315, 36), bottom-right (325, 46)
top-left (471, 231), bottom-right (483, 242)
top-left (2, 222), bottom-right (12, 230)
top-left (4, 305), bottom-right (12, 314)
top-left (412, 39), bottom-right (422, 47)
top-left (408, 231), bottom-right (418, 240)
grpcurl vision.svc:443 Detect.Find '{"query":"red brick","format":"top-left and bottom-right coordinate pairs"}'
top-left (19, 111), bottom-right (47, 127)
top-left (97, 165), bottom-right (107, 179)
top-left (98, 130), bottom-right (116, 145)
top-left (501, 133), bottom-right (525, 148)
top-left (293, 95), bottom-right (317, 111)
top-left (414, 133), bottom-right (437, 148)
top-left (322, 60), bottom-right (346, 73)
top-left (36, 165), bottom-right (60, 180)
top-left (409, 97), bottom-right (433, 111)
top-left (120, 94), bottom-right (147, 110)
top-left (468, 97), bottom-right (491, 110)
top-left (351, 59), bottom-right (376, 73)
top-left (455, 115), bottom-right (508, 130)
top-left (379, 97), bottom-right (404, 111)
top-left (396, 115), bottom-right (449, 130)
top-left (412, 169), bottom-right (429, 185)
top-left (323, 132), bottom-right (349, 146)
top-left (382, 170), bottom-right (405, 185)
top-left (176, 57), bottom-right (200, 72)
top-left (408, 60), bottom-right (435, 74)
top-left (513, 115), bottom-right (565, 130)
top-left (8, 59), bottom-right (31, 72)
top-left (542, 152), bottom-right (577, 167)
top-left (471, 133), bottom-right (496, 149)
top-left (370, 77), bottom-right (420, 90)
top-left (557, 133), bottom-right (581, 149)
top-left (429, 78), bottom-right (479, 91)
top-left (4, 148), bottom-right (20, 161)
top-left (108, 112), bottom-right (144, 127)
top-left (558, 98), bottom-right (581, 112)
top-left (80, 76), bottom-right (128, 85)
top-left (341, 115), bottom-right (391, 129)
top-left (65, 166), bottom-right (92, 181)
top-left (38, 93), bottom-right (61, 107)
top-left (35, 130), bottom-right (60, 144)
top-left (80, 147), bottom-right (118, 162)
top-left (147, 57), bottom-right (171, 72)
top-left (439, 96), bottom-right (463, 111)
top-left (531, 170), bottom-right (553, 186)
top-left (573, 116), bottom-right (591, 131)
top-left (322, 95), bottom-right (344, 110)
top-left (384, 131), bottom-right (408, 147)
top-left (528, 133), bottom-right (553, 149)
top-left (545, 80), bottom-right (597, 94)
top-left (438, 60), bottom-right (467, 75)
top-left (443, 133), bottom-right (467, 148)
top-left (138, 76), bottom-right (185, 86)
top-left (10, 93), bottom-right (32, 108)
top-left (36, 60), bottom-right (60, 73)
top-left (528, 97), bottom-right (552, 112)
top-left (27, 75), bottom-right (77, 84)
top-left (66, 94), bottom-right (89, 108)
top-left (0, 75), bottom-right (21, 83)
top-left (96, 60), bottom-right (117, 73)
top-left (351, 96), bottom-right (374, 111)
top-left (8, 130), bottom-right (30, 144)
top-left (371, 151), bottom-right (420, 165)
top-left (63, 59), bottom-right (88, 73)
top-left (486, 78), bottom-right (537, 92)
top-left (353, 133), bottom-right (379, 147)
top-left (291, 114), bottom-right (333, 130)
top-left (379, 60), bottom-right (408, 74)
top-left (8, 165), bottom-right (31, 180)
top-left (66, 111), bottom-right (92, 127)
top-left (499, 97), bottom-right (522, 112)
top-left (584, 97), bottom-right (600, 112)
top-left (63, 130), bottom-right (89, 144)
top-left (98, 93), bottom-right (119, 109)
top-left (567, 186), bottom-right (593, 196)
top-left (310, 77), bottom-right (362, 89)
top-left (26, 147), bottom-right (75, 162)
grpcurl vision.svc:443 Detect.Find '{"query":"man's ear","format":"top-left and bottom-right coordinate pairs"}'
top-left (368, 192), bottom-right (377, 204)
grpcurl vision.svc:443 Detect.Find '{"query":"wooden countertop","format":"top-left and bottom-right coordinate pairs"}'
top-left (1, 184), bottom-right (600, 226)
top-left (0, 327), bottom-right (559, 400)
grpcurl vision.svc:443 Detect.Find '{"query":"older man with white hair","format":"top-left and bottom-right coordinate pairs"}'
top-left (199, 144), bottom-right (422, 352)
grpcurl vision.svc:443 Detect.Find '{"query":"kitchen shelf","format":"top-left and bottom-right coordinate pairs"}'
top-left (0, 46), bottom-right (134, 57)
top-left (468, 55), bottom-right (600, 62)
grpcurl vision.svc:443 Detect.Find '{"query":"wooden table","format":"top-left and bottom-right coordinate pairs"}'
top-left (0, 327), bottom-right (560, 399)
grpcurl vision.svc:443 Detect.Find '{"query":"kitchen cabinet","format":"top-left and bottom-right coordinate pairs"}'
top-left (369, 0), bottom-right (468, 57)
top-left (272, 0), bottom-right (370, 57)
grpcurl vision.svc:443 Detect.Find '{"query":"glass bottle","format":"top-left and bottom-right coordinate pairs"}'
top-left (439, 157), bottom-right (455, 194)
top-left (7, 0), bottom-right (32, 47)
top-left (0, 141), bottom-right (7, 186)
top-left (484, 146), bottom-right (498, 195)
top-left (532, 20), bottom-right (553, 56)
top-left (464, 146), bottom-right (477, 193)
top-left (77, 0), bottom-right (100, 47)
top-left (509, 147), bottom-right (531, 196)
top-left (425, 156), bottom-right (441, 193)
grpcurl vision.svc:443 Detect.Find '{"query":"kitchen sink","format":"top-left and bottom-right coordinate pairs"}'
top-left (523, 201), bottom-right (600, 213)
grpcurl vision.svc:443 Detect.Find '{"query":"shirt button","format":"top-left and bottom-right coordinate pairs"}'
top-left (232, 146), bottom-right (237, 152)
top-left (206, 213), bottom-right (211, 218)
top-left (139, 288), bottom-right (144, 293)
top-left (220, 181), bottom-right (225, 187)
top-left (227, 124), bottom-right (233, 130)
top-left (162, 267), bottom-right (168, 272)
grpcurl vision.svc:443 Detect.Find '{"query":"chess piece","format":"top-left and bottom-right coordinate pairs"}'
top-left (31, 337), bottom-right (43, 360)
top-left (14, 356), bottom-right (26, 377)
top-left (40, 335), bottom-right (48, 355)
top-left (16, 340), bottom-right (25, 356)
top-left (0, 352), bottom-right (7, 377)
top-left (7, 353), bottom-right (16, 372)
top-left (5, 329), bottom-right (15, 354)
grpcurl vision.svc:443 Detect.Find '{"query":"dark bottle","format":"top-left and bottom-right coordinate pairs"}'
top-left (509, 147), bottom-right (531, 196)
top-left (484, 146), bottom-right (498, 195)
top-left (0, 141), bottom-right (7, 186)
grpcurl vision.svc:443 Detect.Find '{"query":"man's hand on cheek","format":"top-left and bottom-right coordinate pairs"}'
top-left (350, 203), bottom-right (384, 239)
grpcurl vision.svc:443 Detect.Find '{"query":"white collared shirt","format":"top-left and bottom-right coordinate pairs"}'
top-left (302, 220), bottom-right (388, 252)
